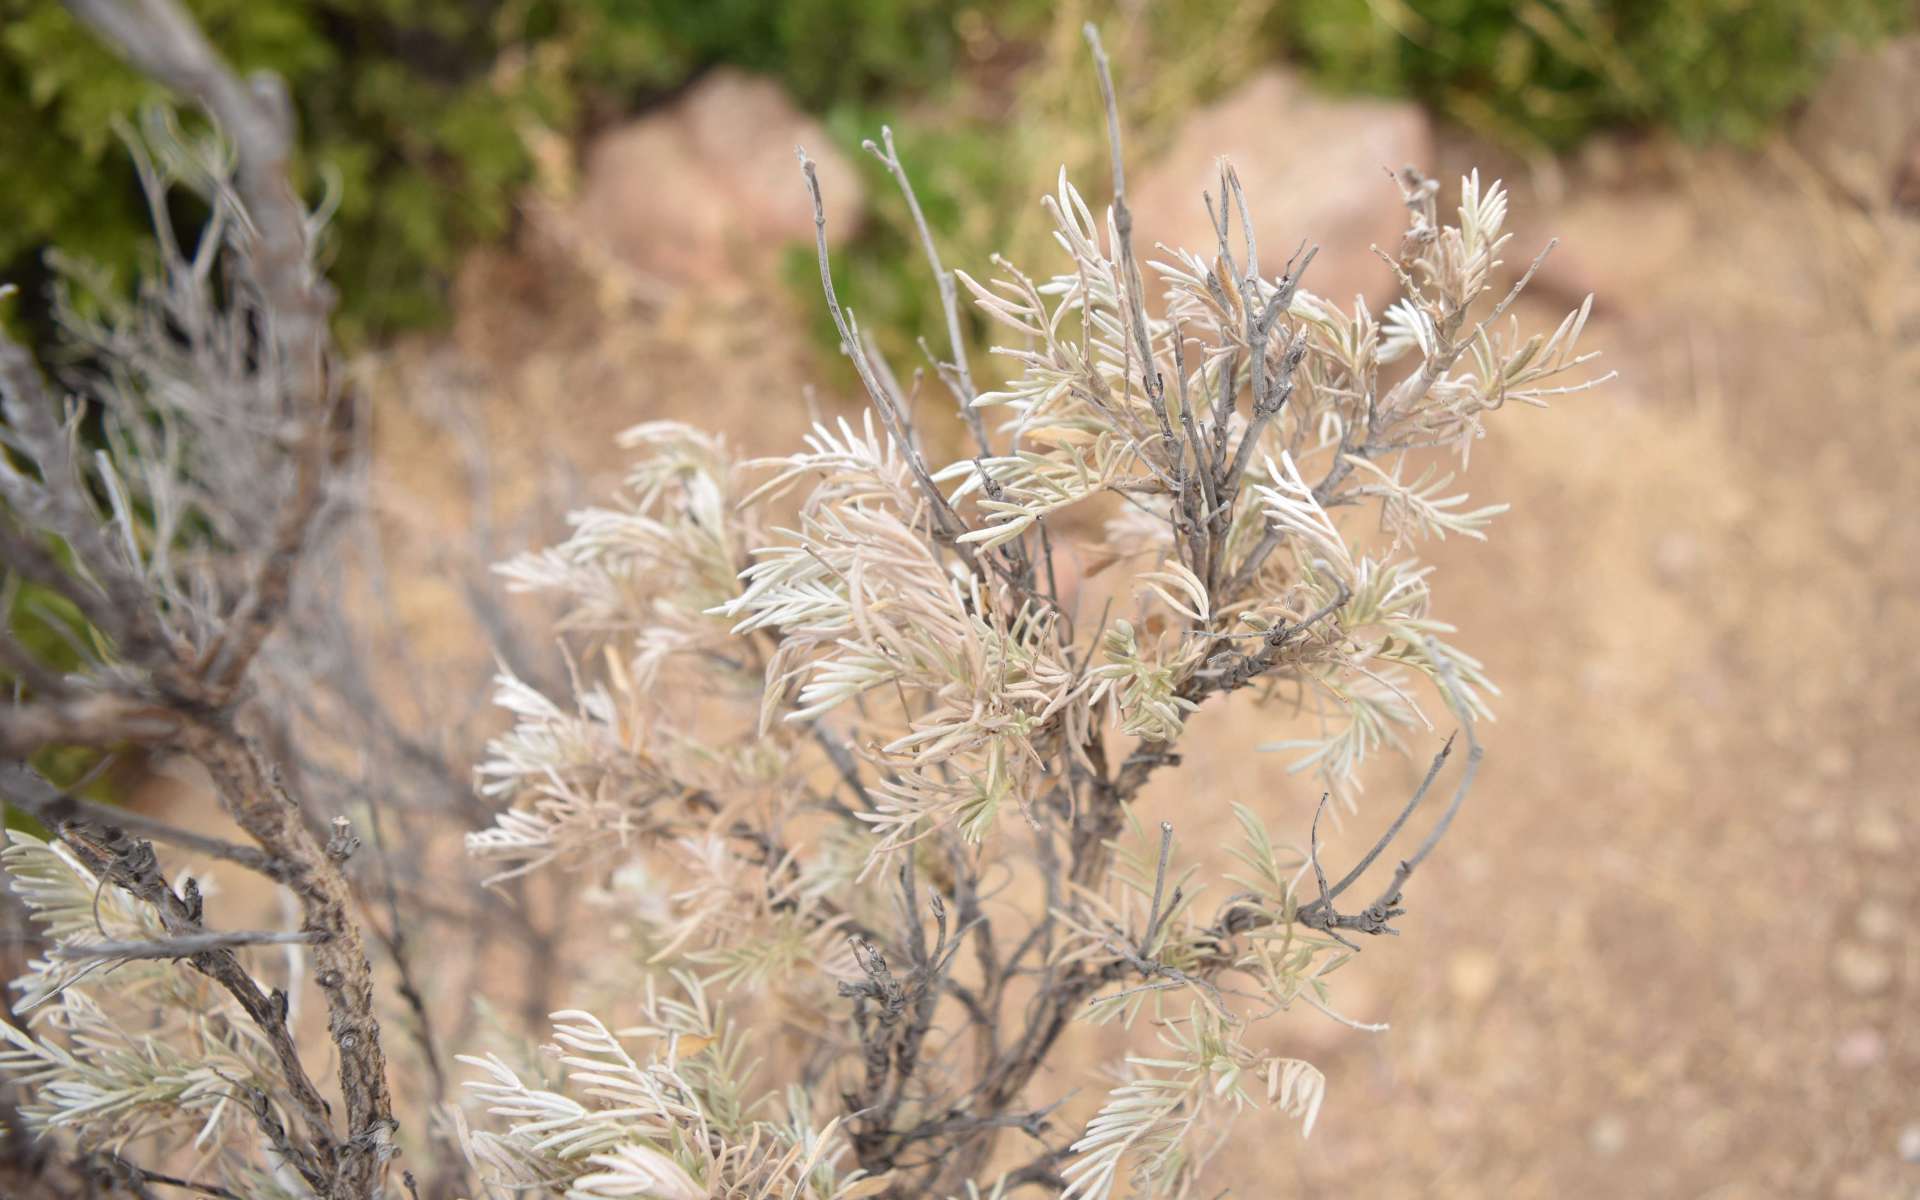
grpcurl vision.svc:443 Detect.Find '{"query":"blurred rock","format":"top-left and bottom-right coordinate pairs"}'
top-left (1131, 69), bottom-right (1430, 310)
top-left (1899, 1125), bottom-right (1920, 1164)
top-left (1794, 36), bottom-right (1920, 207)
top-left (569, 70), bottom-right (864, 293)
top-left (1831, 496), bottom-right (1890, 550)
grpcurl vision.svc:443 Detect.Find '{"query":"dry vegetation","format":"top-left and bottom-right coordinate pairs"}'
top-left (369, 39), bottom-right (1920, 1200)
top-left (3, 2), bottom-right (1917, 1199)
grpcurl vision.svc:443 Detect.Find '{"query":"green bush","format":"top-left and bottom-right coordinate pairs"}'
top-left (0, 0), bottom-right (1034, 343)
top-left (5, 1), bottom-right (530, 340)
top-left (1277, 0), bottom-right (1910, 149)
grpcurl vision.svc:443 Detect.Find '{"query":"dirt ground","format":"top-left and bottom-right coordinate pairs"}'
top-left (338, 95), bottom-right (1920, 1197)
top-left (1217, 132), bottom-right (1920, 1196)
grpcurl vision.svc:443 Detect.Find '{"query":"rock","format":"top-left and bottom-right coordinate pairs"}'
top-left (1794, 37), bottom-right (1920, 207)
top-left (568, 70), bottom-right (864, 293)
top-left (1831, 940), bottom-right (1894, 996)
top-left (1131, 69), bottom-right (1431, 311)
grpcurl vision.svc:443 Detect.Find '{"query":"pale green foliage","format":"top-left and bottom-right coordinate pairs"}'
top-left (0, 132), bottom-right (1597, 1195)
top-left (469, 423), bottom-right (776, 881)
top-left (1090, 617), bottom-right (1200, 742)
top-left (457, 975), bottom-right (880, 1200)
top-left (454, 136), bottom-right (1602, 1198)
top-left (1060, 1006), bottom-right (1324, 1199)
top-left (0, 834), bottom-right (300, 1196)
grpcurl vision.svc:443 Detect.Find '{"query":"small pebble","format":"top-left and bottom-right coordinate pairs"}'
top-left (1832, 941), bottom-right (1895, 996)
top-left (1835, 1028), bottom-right (1886, 1069)
top-left (1898, 1124), bottom-right (1920, 1164)
top-left (1814, 745), bottom-right (1854, 781)
top-left (1589, 1114), bottom-right (1628, 1156)
top-left (1447, 949), bottom-right (1499, 1007)
top-left (1652, 532), bottom-right (1700, 585)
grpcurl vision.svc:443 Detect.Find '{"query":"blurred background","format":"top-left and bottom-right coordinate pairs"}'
top-left (5, 0), bottom-right (1919, 1195)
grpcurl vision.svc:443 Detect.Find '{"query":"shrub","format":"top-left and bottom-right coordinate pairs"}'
top-left (4, 0), bottom-right (531, 339)
top-left (0, 3), bottom-right (1609, 1198)
top-left (1277, 0), bottom-right (1910, 149)
top-left (0, 0), bottom-right (1039, 342)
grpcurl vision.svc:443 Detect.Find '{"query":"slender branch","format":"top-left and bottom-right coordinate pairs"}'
top-left (896, 1099), bottom-right (1063, 1148)
top-left (54, 929), bottom-right (328, 961)
top-left (797, 150), bottom-right (978, 561)
top-left (0, 761), bottom-right (283, 879)
top-left (863, 127), bottom-right (989, 456)
top-left (1305, 734), bottom-right (1454, 907)
top-left (1084, 24), bottom-right (1179, 463)
top-left (1197, 578), bottom-right (1351, 695)
top-left (98, 1155), bottom-right (244, 1200)
top-left (1139, 821), bottom-right (1176, 953)
top-left (0, 694), bottom-right (180, 759)
top-left (361, 787), bottom-right (449, 1109)
top-left (56, 821), bottom-right (336, 1189)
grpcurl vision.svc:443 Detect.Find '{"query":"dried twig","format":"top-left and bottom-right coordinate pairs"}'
top-left (53, 929), bottom-right (328, 961)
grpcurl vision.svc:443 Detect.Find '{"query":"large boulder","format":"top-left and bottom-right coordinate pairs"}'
top-left (1131, 69), bottom-right (1431, 311)
top-left (567, 69), bottom-right (864, 293)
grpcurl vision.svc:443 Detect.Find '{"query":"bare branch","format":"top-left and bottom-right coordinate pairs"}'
top-left (54, 928), bottom-right (328, 961)
top-left (863, 127), bottom-right (989, 456)
top-left (55, 820), bottom-right (338, 1188)
top-left (0, 696), bottom-right (179, 758)
top-left (35, 788), bottom-right (284, 881)
top-left (797, 149), bottom-right (978, 560)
